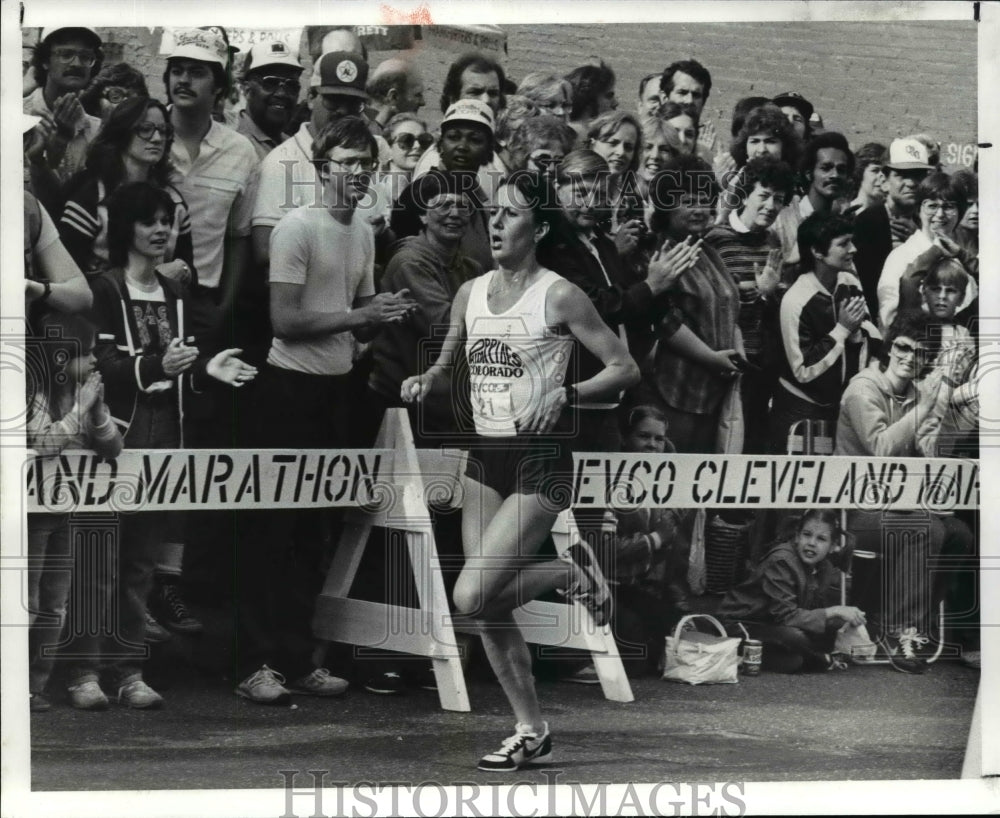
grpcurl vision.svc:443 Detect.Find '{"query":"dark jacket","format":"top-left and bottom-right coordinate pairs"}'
top-left (369, 233), bottom-right (481, 432)
top-left (716, 541), bottom-right (840, 634)
top-left (538, 228), bottom-right (655, 390)
top-left (852, 204), bottom-right (893, 319)
top-left (90, 267), bottom-right (211, 435)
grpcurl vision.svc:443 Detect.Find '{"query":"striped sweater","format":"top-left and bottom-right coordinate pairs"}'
top-left (59, 174), bottom-right (195, 280)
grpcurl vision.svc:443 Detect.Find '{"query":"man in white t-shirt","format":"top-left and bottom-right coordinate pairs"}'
top-left (234, 116), bottom-right (416, 705)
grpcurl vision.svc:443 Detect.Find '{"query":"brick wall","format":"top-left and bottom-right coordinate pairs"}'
top-left (39, 21), bottom-right (976, 167)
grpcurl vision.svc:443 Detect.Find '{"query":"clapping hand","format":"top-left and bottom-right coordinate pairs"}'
top-left (363, 289), bottom-right (419, 326)
top-left (77, 370), bottom-right (103, 414)
top-left (836, 295), bottom-right (867, 333)
top-left (206, 349), bottom-right (258, 387)
top-left (162, 337), bottom-right (199, 377)
top-left (646, 236), bottom-right (703, 294)
top-left (697, 120), bottom-right (718, 157)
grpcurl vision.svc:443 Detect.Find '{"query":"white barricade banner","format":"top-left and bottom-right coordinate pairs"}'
top-left (569, 454), bottom-right (978, 512)
top-left (25, 450), bottom-right (391, 513)
top-left (24, 451), bottom-right (978, 513)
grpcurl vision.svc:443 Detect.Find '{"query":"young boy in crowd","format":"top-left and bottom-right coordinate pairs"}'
top-left (717, 510), bottom-right (867, 673)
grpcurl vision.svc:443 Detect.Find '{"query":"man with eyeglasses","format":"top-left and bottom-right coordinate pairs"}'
top-left (365, 58), bottom-right (426, 136)
top-left (237, 41), bottom-right (304, 162)
top-left (853, 137), bottom-right (933, 318)
top-left (251, 51), bottom-right (370, 274)
top-left (233, 116), bottom-right (416, 705)
top-left (24, 27), bottom-right (103, 185)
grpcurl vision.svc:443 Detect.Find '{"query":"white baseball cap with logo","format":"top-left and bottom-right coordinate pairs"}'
top-left (166, 28), bottom-right (230, 68)
top-left (244, 40), bottom-right (303, 74)
top-left (885, 137), bottom-right (933, 171)
top-left (441, 99), bottom-right (495, 134)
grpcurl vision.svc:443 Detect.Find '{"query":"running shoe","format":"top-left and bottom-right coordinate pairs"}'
top-left (288, 668), bottom-right (349, 697)
top-left (477, 723), bottom-right (552, 772)
top-left (236, 665), bottom-right (292, 705)
top-left (559, 542), bottom-right (613, 626)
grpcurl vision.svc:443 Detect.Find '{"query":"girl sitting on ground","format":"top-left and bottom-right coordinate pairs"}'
top-left (716, 509), bottom-right (866, 673)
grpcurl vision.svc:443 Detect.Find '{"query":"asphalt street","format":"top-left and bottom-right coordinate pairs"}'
top-left (28, 602), bottom-right (980, 791)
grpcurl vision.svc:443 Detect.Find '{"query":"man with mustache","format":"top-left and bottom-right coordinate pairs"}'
top-left (852, 137), bottom-right (933, 317)
top-left (163, 27), bottom-right (258, 343)
top-left (237, 40), bottom-right (304, 162)
top-left (24, 27), bottom-right (103, 187)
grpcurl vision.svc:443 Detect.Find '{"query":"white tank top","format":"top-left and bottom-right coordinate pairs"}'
top-left (464, 268), bottom-right (573, 437)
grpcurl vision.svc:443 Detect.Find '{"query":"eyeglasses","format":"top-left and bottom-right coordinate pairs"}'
top-left (391, 132), bottom-right (434, 151)
top-left (323, 156), bottom-right (377, 175)
top-left (891, 340), bottom-right (927, 358)
top-left (133, 122), bottom-right (174, 141)
top-left (528, 152), bottom-right (563, 172)
top-left (255, 75), bottom-right (302, 96)
top-left (921, 201), bottom-right (960, 215)
top-left (427, 198), bottom-right (473, 216)
top-left (50, 47), bottom-right (97, 66)
top-left (320, 95), bottom-right (363, 113)
top-left (103, 86), bottom-right (131, 104)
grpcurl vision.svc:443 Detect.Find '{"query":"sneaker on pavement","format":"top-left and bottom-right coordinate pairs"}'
top-left (364, 671), bottom-right (406, 695)
top-left (478, 722), bottom-right (553, 772)
top-left (880, 628), bottom-right (928, 674)
top-left (67, 679), bottom-right (109, 711)
top-left (288, 668), bottom-right (349, 697)
top-left (144, 609), bottom-right (173, 644)
top-left (30, 692), bottom-right (52, 712)
top-left (558, 542), bottom-right (613, 627)
top-left (236, 665), bottom-right (292, 705)
top-left (154, 581), bottom-right (205, 635)
top-left (118, 678), bottom-right (164, 709)
top-left (563, 664), bottom-right (601, 685)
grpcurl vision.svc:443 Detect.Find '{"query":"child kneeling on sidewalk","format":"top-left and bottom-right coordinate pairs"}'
top-left (716, 509), bottom-right (866, 673)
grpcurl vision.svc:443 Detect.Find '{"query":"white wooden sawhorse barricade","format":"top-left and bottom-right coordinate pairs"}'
top-left (311, 409), bottom-right (633, 711)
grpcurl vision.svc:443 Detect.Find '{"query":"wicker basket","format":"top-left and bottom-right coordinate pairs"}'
top-left (704, 514), bottom-right (750, 594)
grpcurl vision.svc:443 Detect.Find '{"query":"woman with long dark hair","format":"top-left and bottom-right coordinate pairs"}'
top-left (59, 95), bottom-right (195, 285)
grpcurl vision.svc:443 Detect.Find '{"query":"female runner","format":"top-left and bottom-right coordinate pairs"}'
top-left (402, 171), bottom-right (639, 771)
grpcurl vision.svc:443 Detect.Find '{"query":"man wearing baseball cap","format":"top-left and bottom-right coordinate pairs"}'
top-left (163, 27), bottom-right (258, 338)
top-left (772, 91), bottom-right (814, 141)
top-left (393, 99), bottom-right (497, 272)
top-left (238, 40), bottom-right (304, 161)
top-left (853, 136), bottom-right (933, 316)
top-left (252, 51), bottom-right (370, 275)
top-left (24, 27), bottom-right (103, 187)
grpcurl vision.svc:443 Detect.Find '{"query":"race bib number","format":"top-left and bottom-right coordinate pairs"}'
top-left (472, 380), bottom-right (516, 436)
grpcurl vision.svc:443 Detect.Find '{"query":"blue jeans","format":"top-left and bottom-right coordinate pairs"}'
top-left (27, 513), bottom-right (73, 693)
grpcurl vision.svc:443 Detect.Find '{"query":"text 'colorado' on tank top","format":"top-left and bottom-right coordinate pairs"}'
top-left (464, 269), bottom-right (573, 437)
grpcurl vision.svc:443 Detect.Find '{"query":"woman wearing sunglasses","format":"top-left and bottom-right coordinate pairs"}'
top-left (58, 95), bottom-right (195, 288)
top-left (371, 113), bottom-right (432, 222)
